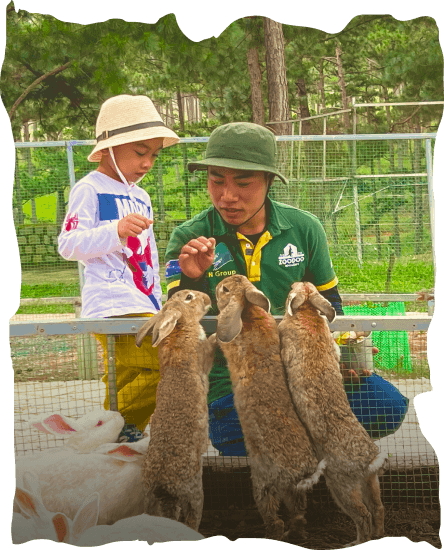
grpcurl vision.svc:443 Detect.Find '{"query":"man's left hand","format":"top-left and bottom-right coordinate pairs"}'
top-left (340, 346), bottom-right (379, 384)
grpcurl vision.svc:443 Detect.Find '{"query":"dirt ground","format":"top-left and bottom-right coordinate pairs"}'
top-left (198, 464), bottom-right (440, 548)
top-left (199, 506), bottom-right (441, 548)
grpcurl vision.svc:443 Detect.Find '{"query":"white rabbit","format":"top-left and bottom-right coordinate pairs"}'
top-left (136, 289), bottom-right (217, 532)
top-left (73, 506), bottom-right (206, 545)
top-left (14, 437), bottom-right (150, 525)
top-left (12, 473), bottom-right (205, 545)
top-left (11, 472), bottom-right (70, 544)
top-left (26, 409), bottom-right (125, 452)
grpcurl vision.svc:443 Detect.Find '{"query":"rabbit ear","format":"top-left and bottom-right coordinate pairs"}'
top-left (245, 286), bottom-right (270, 313)
top-left (136, 309), bottom-right (182, 347)
top-left (217, 296), bottom-right (243, 343)
top-left (72, 492), bottom-right (100, 540)
top-left (287, 290), bottom-right (306, 316)
top-left (51, 513), bottom-right (71, 542)
top-left (152, 309), bottom-right (183, 347)
top-left (105, 444), bottom-right (145, 462)
top-left (308, 292), bottom-right (336, 323)
top-left (30, 413), bottom-right (77, 436)
top-left (15, 486), bottom-right (50, 521)
top-left (135, 316), bottom-right (157, 347)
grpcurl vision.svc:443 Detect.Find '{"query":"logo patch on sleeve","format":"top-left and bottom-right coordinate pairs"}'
top-left (213, 243), bottom-right (234, 271)
top-left (165, 259), bottom-right (182, 278)
top-left (64, 213), bottom-right (79, 231)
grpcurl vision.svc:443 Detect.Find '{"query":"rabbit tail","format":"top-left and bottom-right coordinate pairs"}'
top-left (297, 459), bottom-right (327, 491)
top-left (367, 453), bottom-right (389, 476)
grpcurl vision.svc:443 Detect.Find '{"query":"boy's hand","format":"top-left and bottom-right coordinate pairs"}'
top-left (118, 214), bottom-right (153, 239)
top-left (179, 237), bottom-right (216, 280)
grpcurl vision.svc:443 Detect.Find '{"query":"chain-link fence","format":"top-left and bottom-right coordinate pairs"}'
top-left (13, 133), bottom-right (435, 319)
top-left (11, 314), bottom-right (437, 512)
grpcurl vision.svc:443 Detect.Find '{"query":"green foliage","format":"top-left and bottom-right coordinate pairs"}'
top-left (335, 259), bottom-right (434, 294)
top-left (3, 10), bottom-right (441, 138)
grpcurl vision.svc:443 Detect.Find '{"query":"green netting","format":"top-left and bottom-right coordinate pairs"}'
top-left (343, 302), bottom-right (412, 372)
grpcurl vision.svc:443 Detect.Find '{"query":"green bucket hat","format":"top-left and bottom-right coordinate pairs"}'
top-left (188, 122), bottom-right (288, 184)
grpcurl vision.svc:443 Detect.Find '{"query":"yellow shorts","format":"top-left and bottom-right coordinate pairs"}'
top-left (95, 313), bottom-right (160, 431)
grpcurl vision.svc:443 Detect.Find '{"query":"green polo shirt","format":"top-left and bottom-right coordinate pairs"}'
top-left (164, 199), bottom-right (338, 403)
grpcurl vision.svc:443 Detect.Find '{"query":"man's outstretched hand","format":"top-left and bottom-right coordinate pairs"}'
top-left (179, 237), bottom-right (216, 280)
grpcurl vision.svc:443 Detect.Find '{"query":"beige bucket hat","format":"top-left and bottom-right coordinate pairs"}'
top-left (88, 95), bottom-right (180, 162)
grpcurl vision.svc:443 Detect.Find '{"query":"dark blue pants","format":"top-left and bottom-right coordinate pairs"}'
top-left (208, 374), bottom-right (409, 456)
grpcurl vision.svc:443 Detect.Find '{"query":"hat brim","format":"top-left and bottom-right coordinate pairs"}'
top-left (188, 158), bottom-right (288, 185)
top-left (88, 127), bottom-right (180, 162)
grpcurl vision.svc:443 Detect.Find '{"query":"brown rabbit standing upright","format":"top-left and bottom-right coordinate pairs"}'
top-left (279, 281), bottom-right (389, 547)
top-left (135, 290), bottom-right (216, 532)
top-left (214, 275), bottom-right (320, 542)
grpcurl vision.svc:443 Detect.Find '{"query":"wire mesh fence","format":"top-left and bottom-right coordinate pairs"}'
top-left (11, 314), bottom-right (437, 511)
top-left (14, 133), bottom-right (435, 315)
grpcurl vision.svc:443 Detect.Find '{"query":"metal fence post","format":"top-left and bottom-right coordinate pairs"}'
top-left (106, 335), bottom-right (118, 412)
top-left (425, 138), bottom-right (436, 277)
top-left (352, 105), bottom-right (363, 268)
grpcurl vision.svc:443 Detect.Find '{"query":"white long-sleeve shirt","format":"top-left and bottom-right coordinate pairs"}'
top-left (58, 171), bottom-right (162, 318)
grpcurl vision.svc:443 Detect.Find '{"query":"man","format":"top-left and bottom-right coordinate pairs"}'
top-left (165, 122), bottom-right (408, 455)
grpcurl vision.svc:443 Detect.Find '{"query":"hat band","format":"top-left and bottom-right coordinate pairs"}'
top-left (96, 121), bottom-right (166, 143)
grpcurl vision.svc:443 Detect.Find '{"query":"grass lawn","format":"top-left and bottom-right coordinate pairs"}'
top-left (15, 256), bottom-right (433, 316)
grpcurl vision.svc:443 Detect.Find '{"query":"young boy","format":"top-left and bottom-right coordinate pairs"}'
top-left (58, 94), bottom-right (180, 442)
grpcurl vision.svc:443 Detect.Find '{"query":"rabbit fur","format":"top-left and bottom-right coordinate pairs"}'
top-left (279, 281), bottom-right (389, 546)
top-left (13, 473), bottom-right (204, 545)
top-left (214, 275), bottom-right (319, 541)
top-left (136, 289), bottom-right (216, 532)
top-left (14, 437), bottom-right (150, 525)
top-left (74, 506), bottom-right (206, 545)
top-left (12, 471), bottom-right (79, 543)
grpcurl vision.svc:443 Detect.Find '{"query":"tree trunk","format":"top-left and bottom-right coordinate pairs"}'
top-left (169, 99), bottom-right (175, 127)
top-left (335, 43), bottom-right (350, 131)
top-left (263, 17), bottom-right (291, 136)
top-left (176, 89), bottom-right (185, 131)
top-left (318, 60), bottom-right (326, 111)
top-left (247, 47), bottom-right (265, 126)
top-left (297, 77), bottom-right (311, 135)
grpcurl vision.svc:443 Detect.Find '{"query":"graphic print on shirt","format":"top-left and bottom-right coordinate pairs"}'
top-left (97, 193), bottom-right (151, 221)
top-left (278, 243), bottom-right (305, 267)
top-left (123, 236), bottom-right (159, 308)
top-left (64, 213), bottom-right (79, 232)
top-left (97, 192), bottom-right (159, 310)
